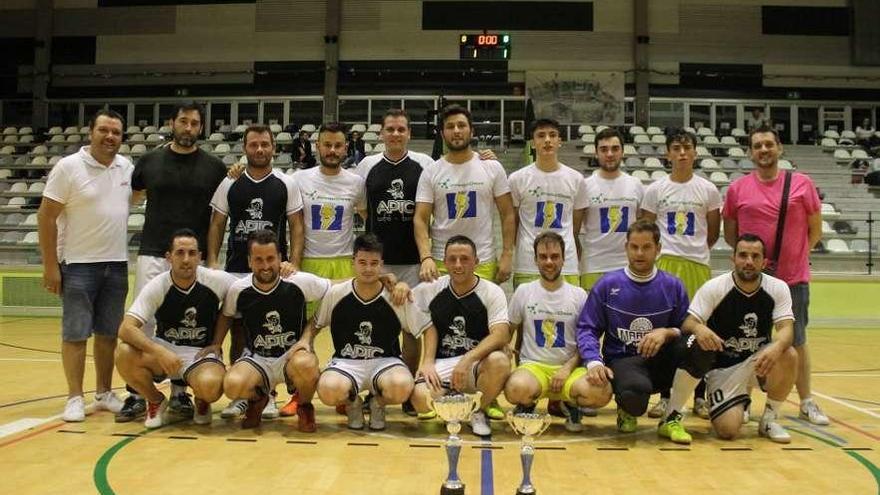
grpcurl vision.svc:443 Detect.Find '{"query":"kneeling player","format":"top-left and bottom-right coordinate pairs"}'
top-left (116, 229), bottom-right (236, 428)
top-left (313, 234), bottom-right (425, 430)
top-left (504, 232), bottom-right (607, 432)
top-left (658, 234), bottom-right (797, 444)
top-left (204, 229), bottom-right (330, 431)
top-left (409, 235), bottom-right (511, 437)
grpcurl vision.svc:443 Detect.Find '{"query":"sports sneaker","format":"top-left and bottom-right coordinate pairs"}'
top-left (63, 395), bottom-right (86, 422)
top-left (115, 395), bottom-right (146, 423)
top-left (799, 399), bottom-right (830, 426)
top-left (242, 394), bottom-right (269, 429)
top-left (579, 407), bottom-right (598, 417)
top-left (297, 402), bottom-right (316, 433)
top-left (417, 410), bottom-right (437, 420)
top-left (547, 399), bottom-right (565, 418)
top-left (94, 391), bottom-right (124, 414)
top-left (401, 399), bottom-right (418, 417)
top-left (280, 392), bottom-right (300, 417)
top-left (693, 398), bottom-right (710, 420)
top-left (484, 400), bottom-right (504, 420)
top-left (743, 405), bottom-right (751, 424)
top-left (144, 398), bottom-right (169, 429)
top-left (562, 402), bottom-right (584, 433)
top-left (513, 403), bottom-right (536, 415)
top-left (262, 395), bottom-right (279, 420)
top-left (335, 403), bottom-right (348, 416)
top-left (193, 398), bottom-right (212, 425)
top-left (347, 396), bottom-right (365, 430)
top-left (658, 412), bottom-right (692, 444)
top-left (368, 395), bottom-right (386, 431)
top-left (168, 392), bottom-right (194, 418)
top-left (759, 415), bottom-right (792, 444)
top-left (648, 397), bottom-right (668, 419)
top-left (220, 399), bottom-right (248, 419)
top-left (617, 408), bottom-right (637, 433)
top-left (470, 410), bottom-right (491, 436)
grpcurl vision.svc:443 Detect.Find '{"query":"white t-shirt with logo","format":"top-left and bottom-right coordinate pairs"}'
top-left (509, 163), bottom-right (588, 275)
top-left (292, 166), bottom-right (365, 258)
top-left (509, 280), bottom-right (587, 366)
top-left (580, 173), bottom-right (644, 273)
top-left (641, 174), bottom-right (722, 266)
top-left (415, 155), bottom-right (510, 262)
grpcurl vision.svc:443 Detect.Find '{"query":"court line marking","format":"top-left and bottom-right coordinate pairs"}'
top-left (812, 391), bottom-right (880, 420)
top-left (789, 428), bottom-right (880, 491)
top-left (813, 373), bottom-right (880, 378)
top-left (0, 420), bottom-right (64, 448)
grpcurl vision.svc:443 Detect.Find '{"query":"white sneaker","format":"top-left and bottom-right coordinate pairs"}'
top-left (261, 398), bottom-right (279, 419)
top-left (144, 398), bottom-right (169, 429)
top-left (470, 410), bottom-right (491, 436)
top-left (93, 391), bottom-right (124, 414)
top-left (368, 395), bottom-right (386, 431)
top-left (220, 399), bottom-right (248, 419)
top-left (63, 396), bottom-right (86, 422)
top-left (759, 415), bottom-right (791, 444)
top-left (193, 399), bottom-right (212, 425)
top-left (648, 398), bottom-right (668, 419)
top-left (347, 396), bottom-right (365, 430)
top-left (799, 399), bottom-right (830, 426)
top-left (743, 405), bottom-right (751, 424)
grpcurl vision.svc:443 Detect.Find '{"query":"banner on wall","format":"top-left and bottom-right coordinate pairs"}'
top-left (525, 71), bottom-right (624, 125)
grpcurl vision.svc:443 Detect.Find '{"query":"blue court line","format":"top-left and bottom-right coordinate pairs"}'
top-left (480, 444), bottom-right (495, 495)
top-left (786, 415), bottom-right (849, 445)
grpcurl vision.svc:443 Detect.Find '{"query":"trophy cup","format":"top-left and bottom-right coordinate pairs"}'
top-left (506, 411), bottom-right (552, 495)
top-left (428, 392), bottom-right (483, 495)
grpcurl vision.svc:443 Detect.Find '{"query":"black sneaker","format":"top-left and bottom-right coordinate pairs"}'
top-left (513, 403), bottom-right (536, 415)
top-left (115, 395), bottom-right (146, 423)
top-left (401, 399), bottom-right (418, 417)
top-left (168, 392), bottom-right (194, 418)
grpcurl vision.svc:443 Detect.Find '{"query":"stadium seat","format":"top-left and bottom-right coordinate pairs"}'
top-left (234, 124), bottom-right (248, 134)
top-left (301, 124), bottom-right (316, 133)
top-left (637, 145), bottom-right (655, 156)
top-left (823, 130), bottom-right (840, 140)
top-left (362, 132), bottom-right (379, 143)
top-left (218, 125), bottom-right (233, 134)
top-left (623, 145), bottom-right (637, 156)
top-left (700, 158), bottom-right (719, 170)
top-left (595, 125), bottom-right (609, 133)
top-left (128, 214), bottom-right (145, 228)
top-left (852, 149), bottom-right (869, 160)
top-left (231, 143), bottom-right (244, 153)
top-left (351, 124), bottom-right (366, 133)
top-left (684, 126), bottom-right (696, 134)
top-left (651, 170), bottom-right (668, 181)
top-left (146, 134), bottom-right (164, 143)
top-left (158, 125), bottom-right (172, 134)
top-left (3, 136), bottom-right (17, 144)
top-left (131, 144), bottom-right (147, 154)
top-left (850, 240), bottom-right (870, 253)
top-left (582, 144), bottom-right (595, 155)
top-left (62, 126), bottom-right (78, 135)
top-left (720, 136), bottom-right (738, 145)
top-left (21, 231), bottom-right (39, 244)
top-left (214, 143), bottom-right (231, 153)
top-left (580, 134), bottom-right (595, 143)
top-left (727, 147), bottom-right (745, 158)
top-left (269, 124), bottom-right (283, 133)
top-left (646, 126), bottom-right (663, 136)
top-left (222, 154), bottom-right (238, 165)
top-left (19, 127), bottom-right (32, 135)
top-left (625, 157), bottom-right (642, 168)
top-left (28, 182), bottom-right (45, 193)
top-left (19, 135), bottom-right (33, 144)
top-left (633, 134), bottom-right (651, 145)
top-left (79, 126), bottom-right (89, 134)
top-left (372, 143), bottom-right (386, 154)
top-left (364, 143), bottom-right (373, 153)
top-left (118, 144), bottom-right (130, 155)
top-left (32, 145), bottom-right (48, 156)
top-left (199, 143), bottom-right (213, 153)
top-left (126, 126), bottom-right (142, 135)
top-left (0, 146), bottom-right (14, 155)
top-left (275, 153), bottom-right (292, 166)
top-left (644, 157), bottom-right (663, 169)
top-left (696, 146), bottom-right (711, 158)
top-left (367, 124), bottom-right (382, 133)
top-left (702, 136), bottom-right (720, 145)
top-left (840, 130), bottom-right (856, 140)
top-left (30, 156), bottom-right (48, 167)
top-left (2, 127), bottom-right (16, 135)
top-left (276, 132), bottom-right (293, 144)
top-left (9, 182), bottom-right (27, 193)
top-left (0, 169), bottom-right (11, 179)
top-left (629, 126), bottom-right (645, 136)
top-left (739, 159), bottom-right (755, 170)
top-left (833, 149), bottom-right (851, 164)
top-left (8, 197), bottom-right (26, 208)
top-left (208, 132), bottom-right (225, 143)
top-left (826, 238), bottom-right (849, 253)
top-left (709, 171), bottom-right (729, 185)
top-left (820, 137), bottom-right (838, 151)
top-left (128, 133), bottom-right (146, 143)
top-left (821, 221), bottom-right (835, 235)
top-left (820, 203), bottom-right (840, 217)
top-left (778, 159), bottom-right (793, 170)
top-left (577, 125), bottom-right (593, 135)
top-left (632, 170), bottom-right (650, 181)
top-left (21, 213), bottom-right (37, 227)
top-left (47, 126), bottom-right (63, 136)
top-left (649, 135), bottom-right (665, 145)
top-left (731, 128), bottom-right (747, 138)
top-left (697, 127), bottom-right (714, 137)
top-left (4, 213), bottom-right (23, 225)
top-left (49, 135), bottom-right (66, 144)
top-left (719, 158), bottom-right (737, 169)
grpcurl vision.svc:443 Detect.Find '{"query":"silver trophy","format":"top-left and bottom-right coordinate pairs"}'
top-left (506, 411), bottom-right (553, 495)
top-left (428, 392), bottom-right (483, 495)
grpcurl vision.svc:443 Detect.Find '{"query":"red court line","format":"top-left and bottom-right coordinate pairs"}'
top-left (0, 420), bottom-right (64, 448)
top-left (787, 399), bottom-right (880, 443)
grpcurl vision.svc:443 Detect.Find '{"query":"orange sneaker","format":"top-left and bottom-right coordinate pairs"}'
top-left (335, 403), bottom-right (347, 415)
top-left (280, 392), bottom-right (300, 417)
top-left (297, 402), bottom-right (317, 433)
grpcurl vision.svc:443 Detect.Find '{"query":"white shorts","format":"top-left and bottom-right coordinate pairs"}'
top-left (385, 264), bottom-right (421, 288)
top-left (136, 256), bottom-right (171, 338)
top-left (323, 357), bottom-right (408, 396)
top-left (415, 355), bottom-right (480, 393)
top-left (237, 348), bottom-right (295, 392)
top-left (151, 337), bottom-right (224, 383)
top-left (705, 353), bottom-right (765, 420)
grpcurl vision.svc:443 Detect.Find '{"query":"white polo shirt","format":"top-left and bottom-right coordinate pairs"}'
top-left (42, 146), bottom-right (133, 263)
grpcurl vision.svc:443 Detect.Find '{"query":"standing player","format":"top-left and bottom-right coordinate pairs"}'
top-left (576, 220), bottom-right (690, 433)
top-left (580, 128), bottom-right (644, 290)
top-left (120, 102), bottom-right (228, 422)
top-left (293, 122), bottom-right (365, 282)
top-left (640, 128), bottom-right (721, 418)
top-left (311, 234), bottom-right (426, 431)
top-left (115, 229), bottom-right (235, 428)
top-left (409, 236), bottom-right (511, 436)
top-left (508, 118), bottom-right (587, 288)
top-left (414, 104), bottom-right (516, 284)
top-left (724, 126), bottom-right (827, 425)
top-left (658, 234), bottom-right (798, 444)
top-left (207, 124), bottom-right (305, 419)
top-left (203, 229), bottom-right (330, 431)
top-left (504, 232), bottom-right (608, 432)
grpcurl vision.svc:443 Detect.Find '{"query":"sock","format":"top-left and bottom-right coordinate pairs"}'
top-left (665, 368), bottom-right (701, 421)
top-left (764, 398), bottom-right (783, 420)
top-left (800, 396), bottom-right (814, 407)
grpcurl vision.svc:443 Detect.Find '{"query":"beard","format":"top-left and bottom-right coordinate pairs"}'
top-left (173, 131), bottom-right (196, 148)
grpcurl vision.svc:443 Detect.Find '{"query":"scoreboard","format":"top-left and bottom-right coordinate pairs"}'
top-left (459, 33), bottom-right (510, 60)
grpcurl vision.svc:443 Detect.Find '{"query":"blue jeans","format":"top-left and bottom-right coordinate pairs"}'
top-left (60, 262), bottom-right (128, 342)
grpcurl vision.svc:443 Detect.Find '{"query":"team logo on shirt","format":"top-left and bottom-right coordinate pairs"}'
top-left (163, 306), bottom-right (208, 343)
top-left (599, 206), bottom-right (629, 233)
top-left (246, 198), bottom-right (264, 219)
top-left (535, 201), bottom-right (564, 229)
top-left (724, 312), bottom-right (766, 354)
top-left (387, 179), bottom-right (405, 199)
top-left (263, 311), bottom-right (284, 334)
top-left (739, 313), bottom-right (759, 337)
top-left (446, 191), bottom-right (477, 219)
top-left (442, 316), bottom-right (479, 352)
top-left (666, 211), bottom-right (695, 236)
top-left (377, 178), bottom-right (414, 217)
top-left (355, 321), bottom-right (373, 344)
top-left (341, 320), bottom-right (383, 359)
top-left (618, 316), bottom-right (653, 346)
top-left (235, 198), bottom-right (274, 236)
top-left (312, 204), bottom-right (344, 230)
top-left (535, 319), bottom-right (565, 348)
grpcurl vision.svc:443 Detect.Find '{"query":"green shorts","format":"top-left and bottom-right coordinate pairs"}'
top-left (515, 362), bottom-right (587, 403)
top-left (656, 254), bottom-right (711, 300)
top-left (513, 273), bottom-right (580, 289)
top-left (579, 272), bottom-right (605, 291)
top-left (435, 259), bottom-right (498, 281)
top-left (301, 256), bottom-right (354, 316)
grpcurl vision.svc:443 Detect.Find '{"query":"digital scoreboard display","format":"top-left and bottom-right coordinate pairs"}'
top-left (459, 33), bottom-right (510, 60)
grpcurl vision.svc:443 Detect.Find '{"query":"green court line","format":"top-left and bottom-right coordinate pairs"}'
top-left (94, 432), bottom-right (143, 495)
top-left (790, 428), bottom-right (880, 494)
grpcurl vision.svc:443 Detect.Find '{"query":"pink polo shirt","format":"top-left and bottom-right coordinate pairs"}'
top-left (723, 170), bottom-right (820, 285)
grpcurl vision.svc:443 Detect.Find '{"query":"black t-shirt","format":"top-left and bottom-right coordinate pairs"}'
top-left (132, 146), bottom-right (227, 257)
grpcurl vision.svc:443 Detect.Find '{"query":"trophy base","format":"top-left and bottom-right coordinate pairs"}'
top-left (440, 485), bottom-right (465, 495)
top-left (516, 488), bottom-right (536, 495)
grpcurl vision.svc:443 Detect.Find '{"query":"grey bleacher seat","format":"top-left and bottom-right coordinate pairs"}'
top-left (5, 213), bottom-right (24, 225)
top-left (702, 136), bottom-right (720, 145)
top-left (19, 135), bottom-right (33, 144)
top-left (841, 130), bottom-right (857, 140)
top-left (720, 136), bottom-right (738, 145)
top-left (850, 240), bottom-right (870, 253)
top-left (0, 182), bottom-right (9, 192)
top-left (632, 170), bottom-right (650, 181)
top-left (826, 238), bottom-right (849, 253)
top-left (684, 126), bottom-right (696, 134)
top-left (696, 146), bottom-right (711, 158)
top-left (651, 170), bottom-right (668, 181)
top-left (3, 135), bottom-right (18, 144)
top-left (48, 155), bottom-right (62, 167)
top-left (731, 128), bottom-right (747, 139)
top-left (269, 124), bottom-right (283, 134)
top-left (634, 135), bottom-right (651, 145)
top-left (64, 144), bottom-right (78, 154)
top-left (234, 124), bottom-right (248, 134)
top-left (697, 127), bottom-right (714, 137)
top-left (158, 125), bottom-right (171, 134)
top-left (778, 159), bottom-right (793, 170)
top-left (47, 126), bottom-right (63, 136)
top-left (729, 171), bottom-right (744, 181)
top-left (728, 147), bottom-right (746, 158)
top-left (199, 143), bottom-right (214, 153)
top-left (126, 126), bottom-right (142, 135)
top-left (21, 231), bottom-right (39, 244)
top-left (3, 231), bottom-right (24, 244)
top-left (0, 146), bottom-right (14, 155)
top-left (117, 144), bottom-right (130, 155)
top-left (351, 124), bottom-right (367, 133)
top-left (131, 144), bottom-right (147, 154)
top-left (367, 124), bottom-right (381, 133)
top-left (21, 213), bottom-right (37, 226)
top-left (824, 130), bottom-right (840, 140)
top-left (577, 125), bottom-right (593, 135)
top-left (821, 137), bottom-right (837, 151)
top-left (146, 134), bottom-right (164, 144)
top-left (214, 143), bottom-right (231, 153)
top-left (637, 145), bottom-right (655, 156)
top-left (580, 134), bottom-right (595, 143)
top-left (363, 132), bottom-right (379, 143)
top-left (0, 169), bottom-right (10, 180)
top-left (8, 197), bottom-right (26, 207)
top-left (28, 182), bottom-right (45, 193)
top-left (582, 144), bottom-right (595, 155)
top-left (218, 125), bottom-right (233, 134)
top-left (301, 124), bottom-right (316, 133)
top-left (372, 143), bottom-right (386, 154)
top-left (644, 157), bottom-right (663, 169)
top-left (18, 127), bottom-right (32, 135)
top-left (14, 156), bottom-right (27, 166)
top-left (625, 157), bottom-right (642, 168)
top-left (232, 143), bottom-right (244, 153)
top-left (719, 158), bottom-right (737, 169)
top-left (700, 158), bottom-right (719, 170)
top-left (9, 182), bottom-right (27, 193)
top-left (623, 145), bottom-right (638, 156)
top-left (852, 149), bottom-right (869, 160)
top-left (710, 171), bottom-right (729, 185)
top-left (275, 153), bottom-right (292, 166)
top-left (833, 149), bottom-right (851, 164)
top-left (48, 144), bottom-right (64, 154)
top-left (222, 154), bottom-right (238, 165)
top-left (275, 132), bottom-right (293, 144)
top-left (646, 126), bottom-right (663, 136)
top-left (62, 126), bottom-right (78, 135)
top-left (2, 127), bottom-right (16, 135)
top-left (207, 132), bottom-right (225, 143)
top-left (650, 135), bottom-right (666, 145)
top-left (30, 156), bottom-right (48, 167)
top-left (49, 134), bottom-right (65, 144)
top-left (32, 145), bottom-right (48, 155)
top-left (739, 159), bottom-right (754, 170)
top-left (78, 126), bottom-right (89, 134)
top-left (629, 126), bottom-right (646, 136)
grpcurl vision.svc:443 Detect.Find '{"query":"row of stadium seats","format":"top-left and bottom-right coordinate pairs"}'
top-left (580, 143), bottom-right (749, 158)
